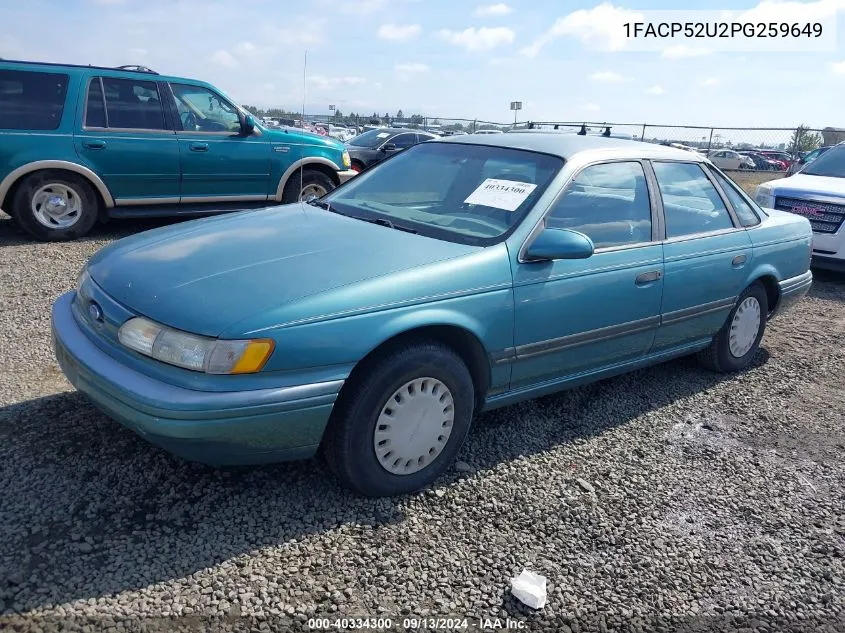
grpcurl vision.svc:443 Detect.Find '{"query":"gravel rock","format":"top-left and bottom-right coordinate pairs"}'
top-left (0, 216), bottom-right (844, 631)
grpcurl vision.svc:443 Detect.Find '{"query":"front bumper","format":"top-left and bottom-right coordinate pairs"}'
top-left (337, 169), bottom-right (358, 184)
top-left (812, 253), bottom-right (845, 274)
top-left (51, 292), bottom-right (342, 466)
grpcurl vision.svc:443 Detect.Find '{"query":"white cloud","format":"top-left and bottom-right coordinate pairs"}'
top-left (646, 85), bottom-right (665, 95)
top-left (588, 70), bottom-right (633, 83)
top-left (724, 0), bottom-right (845, 24)
top-left (309, 75), bottom-right (367, 90)
top-left (521, 2), bottom-right (644, 57)
top-left (437, 26), bottom-right (515, 51)
top-left (698, 77), bottom-right (720, 87)
top-left (395, 62), bottom-right (430, 81)
top-left (832, 60), bottom-right (845, 74)
top-left (580, 103), bottom-right (601, 113)
top-left (662, 45), bottom-right (712, 59)
top-left (127, 47), bottom-right (148, 58)
top-left (210, 50), bottom-right (239, 69)
top-left (377, 23), bottom-right (422, 41)
top-left (475, 3), bottom-right (512, 16)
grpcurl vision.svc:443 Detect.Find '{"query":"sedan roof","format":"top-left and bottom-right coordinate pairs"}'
top-left (434, 131), bottom-right (703, 162)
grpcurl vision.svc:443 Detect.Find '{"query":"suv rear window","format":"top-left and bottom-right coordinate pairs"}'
top-left (0, 69), bottom-right (68, 131)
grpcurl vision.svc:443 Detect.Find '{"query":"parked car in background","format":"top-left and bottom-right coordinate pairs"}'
top-left (53, 134), bottom-right (812, 496)
top-left (0, 59), bottom-right (355, 240)
top-left (755, 142), bottom-right (845, 272)
top-left (475, 129), bottom-right (504, 135)
top-left (706, 149), bottom-right (746, 170)
top-left (758, 151), bottom-right (792, 170)
top-left (344, 128), bottom-right (437, 172)
top-left (786, 145), bottom-right (833, 176)
top-left (738, 151), bottom-right (781, 171)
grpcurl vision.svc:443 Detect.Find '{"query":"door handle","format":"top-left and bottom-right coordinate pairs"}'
top-left (635, 270), bottom-right (662, 285)
top-left (732, 254), bottom-right (748, 267)
top-left (189, 143), bottom-right (209, 152)
top-left (82, 140), bottom-right (106, 150)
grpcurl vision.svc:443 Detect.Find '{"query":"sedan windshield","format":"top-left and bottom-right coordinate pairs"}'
top-left (347, 129), bottom-right (395, 148)
top-left (802, 144), bottom-right (845, 178)
top-left (322, 141), bottom-right (564, 245)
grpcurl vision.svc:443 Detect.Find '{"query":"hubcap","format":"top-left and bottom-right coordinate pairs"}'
top-left (373, 377), bottom-right (455, 476)
top-left (728, 296), bottom-right (761, 358)
top-left (299, 183), bottom-right (327, 201)
top-left (31, 184), bottom-right (82, 229)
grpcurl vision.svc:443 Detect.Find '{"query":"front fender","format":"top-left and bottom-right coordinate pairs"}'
top-left (253, 288), bottom-right (515, 375)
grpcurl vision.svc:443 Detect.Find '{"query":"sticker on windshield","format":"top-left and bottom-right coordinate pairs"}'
top-left (463, 179), bottom-right (537, 211)
top-left (376, 132), bottom-right (390, 138)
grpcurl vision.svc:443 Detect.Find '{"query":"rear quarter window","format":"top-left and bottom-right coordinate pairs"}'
top-left (0, 69), bottom-right (69, 131)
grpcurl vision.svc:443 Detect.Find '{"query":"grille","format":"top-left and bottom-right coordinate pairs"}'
top-left (774, 196), bottom-right (845, 234)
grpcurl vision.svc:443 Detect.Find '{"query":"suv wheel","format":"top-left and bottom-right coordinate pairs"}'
top-left (12, 171), bottom-right (99, 241)
top-left (281, 168), bottom-right (336, 203)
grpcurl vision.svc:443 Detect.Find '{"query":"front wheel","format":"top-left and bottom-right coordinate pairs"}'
top-left (698, 282), bottom-right (768, 373)
top-left (12, 171), bottom-right (99, 241)
top-left (281, 168), bottom-right (336, 203)
top-left (321, 341), bottom-right (475, 497)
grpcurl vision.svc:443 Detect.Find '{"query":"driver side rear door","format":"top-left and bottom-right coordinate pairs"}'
top-left (165, 82), bottom-right (270, 202)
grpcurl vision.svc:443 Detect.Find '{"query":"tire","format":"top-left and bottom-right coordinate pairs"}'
top-left (321, 341), bottom-right (475, 497)
top-left (698, 282), bottom-right (768, 373)
top-left (281, 168), bottom-right (336, 203)
top-left (350, 161), bottom-right (365, 174)
top-left (12, 171), bottom-right (99, 241)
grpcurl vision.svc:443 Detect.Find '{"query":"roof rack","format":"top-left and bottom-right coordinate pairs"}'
top-left (115, 65), bottom-right (159, 75)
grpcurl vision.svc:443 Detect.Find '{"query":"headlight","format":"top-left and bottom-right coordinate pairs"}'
top-left (76, 269), bottom-right (90, 294)
top-left (754, 185), bottom-right (773, 207)
top-left (117, 316), bottom-right (274, 374)
top-left (342, 150), bottom-right (351, 169)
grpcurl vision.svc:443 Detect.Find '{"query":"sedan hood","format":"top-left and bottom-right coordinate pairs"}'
top-left (767, 174), bottom-right (845, 199)
top-left (87, 204), bottom-right (478, 336)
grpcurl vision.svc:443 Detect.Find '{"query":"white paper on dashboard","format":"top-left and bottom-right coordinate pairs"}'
top-left (463, 179), bottom-right (537, 211)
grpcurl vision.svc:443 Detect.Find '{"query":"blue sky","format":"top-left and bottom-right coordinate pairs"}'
top-left (2, 0), bottom-right (844, 127)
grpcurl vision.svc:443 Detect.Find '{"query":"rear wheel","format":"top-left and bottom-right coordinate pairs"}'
top-left (698, 282), bottom-right (768, 373)
top-left (12, 171), bottom-right (99, 241)
top-left (321, 341), bottom-right (475, 497)
top-left (281, 168), bottom-right (336, 203)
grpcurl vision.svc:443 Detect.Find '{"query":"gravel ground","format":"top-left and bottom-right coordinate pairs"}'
top-left (0, 212), bottom-right (844, 633)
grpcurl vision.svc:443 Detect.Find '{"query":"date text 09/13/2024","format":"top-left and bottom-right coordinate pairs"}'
top-left (307, 617), bottom-right (527, 630)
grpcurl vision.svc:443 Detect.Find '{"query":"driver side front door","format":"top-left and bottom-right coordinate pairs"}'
top-left (166, 82), bottom-right (270, 202)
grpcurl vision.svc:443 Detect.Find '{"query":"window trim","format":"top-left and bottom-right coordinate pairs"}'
top-left (648, 159), bottom-right (744, 243)
top-left (518, 157), bottom-right (662, 263)
top-left (81, 75), bottom-right (172, 134)
top-left (704, 164), bottom-right (762, 228)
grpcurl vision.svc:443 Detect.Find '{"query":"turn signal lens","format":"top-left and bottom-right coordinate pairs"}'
top-left (342, 150), bottom-right (351, 168)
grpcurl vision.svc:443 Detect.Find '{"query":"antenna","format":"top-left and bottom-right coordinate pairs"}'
top-left (299, 50), bottom-right (307, 204)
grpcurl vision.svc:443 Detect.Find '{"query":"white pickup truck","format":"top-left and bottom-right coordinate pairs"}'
top-left (755, 142), bottom-right (845, 272)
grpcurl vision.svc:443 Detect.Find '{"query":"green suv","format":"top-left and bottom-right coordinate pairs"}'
top-left (0, 60), bottom-right (355, 240)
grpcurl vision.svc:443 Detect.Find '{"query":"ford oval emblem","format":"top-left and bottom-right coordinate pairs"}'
top-left (88, 301), bottom-right (104, 323)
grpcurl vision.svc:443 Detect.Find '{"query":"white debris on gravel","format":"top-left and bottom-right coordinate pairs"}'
top-left (510, 570), bottom-right (547, 609)
top-left (0, 215), bottom-right (844, 632)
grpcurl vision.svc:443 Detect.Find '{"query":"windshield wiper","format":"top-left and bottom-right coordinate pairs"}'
top-left (368, 217), bottom-right (418, 234)
top-left (306, 198), bottom-right (331, 210)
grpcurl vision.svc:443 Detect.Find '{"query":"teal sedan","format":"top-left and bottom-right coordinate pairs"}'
top-left (52, 134), bottom-right (813, 497)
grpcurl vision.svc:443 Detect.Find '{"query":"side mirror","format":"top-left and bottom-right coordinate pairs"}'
top-left (524, 228), bottom-right (594, 262)
top-left (382, 143), bottom-right (397, 152)
top-left (241, 113), bottom-right (256, 135)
